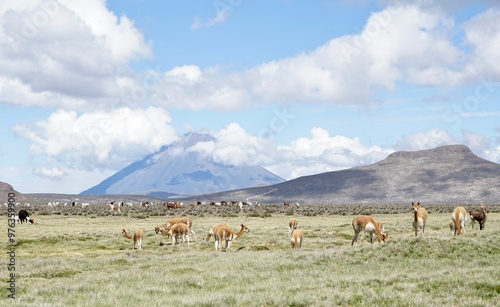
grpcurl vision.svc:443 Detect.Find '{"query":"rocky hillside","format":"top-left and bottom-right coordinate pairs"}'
top-left (186, 145), bottom-right (500, 205)
top-left (0, 181), bottom-right (33, 204)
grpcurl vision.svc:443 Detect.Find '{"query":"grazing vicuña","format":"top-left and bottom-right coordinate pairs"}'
top-left (351, 215), bottom-right (388, 246)
top-left (452, 206), bottom-right (467, 236)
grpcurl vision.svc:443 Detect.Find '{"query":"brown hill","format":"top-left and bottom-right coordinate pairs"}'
top-left (191, 145), bottom-right (500, 204)
top-left (0, 181), bottom-right (33, 204)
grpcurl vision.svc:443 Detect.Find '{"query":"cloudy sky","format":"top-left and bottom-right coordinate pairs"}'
top-left (1, 0), bottom-right (500, 194)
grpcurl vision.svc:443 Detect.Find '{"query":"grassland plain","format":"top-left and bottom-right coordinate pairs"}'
top-left (2, 209), bottom-right (499, 306)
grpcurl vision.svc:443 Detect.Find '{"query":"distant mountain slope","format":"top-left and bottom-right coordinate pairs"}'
top-left (190, 145), bottom-right (500, 204)
top-left (81, 132), bottom-right (285, 196)
top-left (0, 181), bottom-right (33, 204)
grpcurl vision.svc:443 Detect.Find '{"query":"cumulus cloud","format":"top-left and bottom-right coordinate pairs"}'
top-left (394, 128), bottom-right (498, 159)
top-left (2, 2), bottom-right (499, 112)
top-left (33, 166), bottom-right (67, 180)
top-left (188, 123), bottom-right (276, 166)
top-left (0, 0), bottom-right (151, 109)
top-left (188, 124), bottom-right (393, 180)
top-left (12, 107), bottom-right (177, 170)
top-left (395, 129), bottom-right (458, 151)
top-left (462, 8), bottom-right (500, 79)
top-left (271, 127), bottom-right (393, 179)
top-left (150, 4), bottom-right (490, 110)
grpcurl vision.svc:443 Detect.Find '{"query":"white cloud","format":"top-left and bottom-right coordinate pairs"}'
top-left (33, 166), bottom-right (66, 180)
top-left (189, 123), bottom-right (275, 166)
top-left (271, 127), bottom-right (393, 179)
top-left (394, 128), bottom-right (499, 160)
top-left (189, 124), bottom-right (393, 180)
top-left (462, 8), bottom-right (500, 79)
top-left (149, 4), bottom-right (471, 110)
top-left (2, 2), bottom-right (499, 112)
top-left (395, 129), bottom-right (457, 150)
top-left (0, 0), bottom-right (151, 108)
top-left (12, 107), bottom-right (177, 170)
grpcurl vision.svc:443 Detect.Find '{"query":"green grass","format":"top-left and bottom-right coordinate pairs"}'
top-left (2, 212), bottom-right (499, 306)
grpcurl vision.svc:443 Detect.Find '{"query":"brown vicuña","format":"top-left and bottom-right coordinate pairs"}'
top-left (469, 204), bottom-right (488, 230)
top-left (213, 224), bottom-right (250, 252)
top-left (121, 229), bottom-right (143, 250)
top-left (412, 202), bottom-right (428, 236)
top-left (164, 222), bottom-right (190, 246)
top-left (155, 217), bottom-right (196, 241)
top-left (351, 215), bottom-right (388, 246)
top-left (205, 223), bottom-right (231, 242)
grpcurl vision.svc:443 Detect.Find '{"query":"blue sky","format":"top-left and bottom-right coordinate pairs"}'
top-left (1, 0), bottom-right (500, 194)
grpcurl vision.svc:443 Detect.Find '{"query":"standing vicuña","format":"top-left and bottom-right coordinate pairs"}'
top-left (452, 206), bottom-right (467, 236)
top-left (290, 229), bottom-right (303, 249)
top-left (213, 224), bottom-right (250, 252)
top-left (205, 223), bottom-right (231, 242)
top-left (351, 215), bottom-right (388, 246)
top-left (121, 229), bottom-right (143, 250)
top-left (412, 202), bottom-right (427, 236)
top-left (288, 218), bottom-right (298, 237)
top-left (469, 204), bottom-right (488, 230)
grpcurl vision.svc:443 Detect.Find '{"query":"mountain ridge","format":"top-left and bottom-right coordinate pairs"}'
top-left (181, 144), bottom-right (500, 204)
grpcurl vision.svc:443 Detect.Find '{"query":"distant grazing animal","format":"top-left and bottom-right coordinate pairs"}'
top-left (412, 202), bottom-right (427, 237)
top-left (110, 202), bottom-right (121, 214)
top-left (283, 201), bottom-right (290, 206)
top-left (213, 224), bottom-right (250, 252)
top-left (18, 210), bottom-right (34, 224)
top-left (121, 229), bottom-right (143, 250)
top-left (290, 229), bottom-right (303, 249)
top-left (164, 201), bottom-right (183, 209)
top-left (469, 205), bottom-right (488, 230)
top-left (452, 206), bottom-right (467, 236)
top-left (288, 218), bottom-right (298, 237)
top-left (351, 215), bottom-right (388, 246)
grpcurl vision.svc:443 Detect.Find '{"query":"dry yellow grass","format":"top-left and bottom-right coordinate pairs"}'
top-left (2, 211), bottom-right (499, 306)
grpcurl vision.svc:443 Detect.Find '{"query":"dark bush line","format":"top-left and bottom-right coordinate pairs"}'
top-left (1, 202), bottom-right (498, 219)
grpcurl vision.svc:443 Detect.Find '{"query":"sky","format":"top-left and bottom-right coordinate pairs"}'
top-left (1, 0), bottom-right (500, 194)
